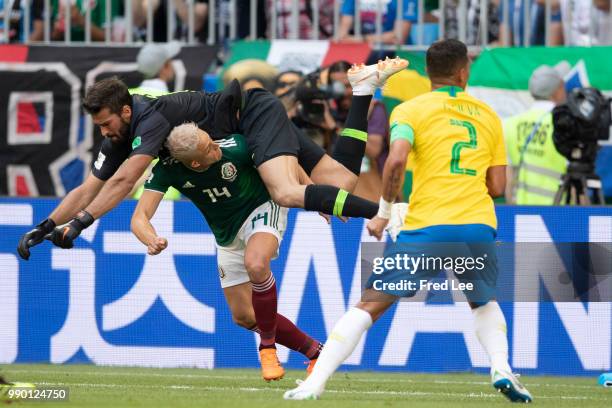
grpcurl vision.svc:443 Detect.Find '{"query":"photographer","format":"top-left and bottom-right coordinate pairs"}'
top-left (291, 69), bottom-right (340, 152)
top-left (326, 61), bottom-right (353, 129)
top-left (503, 64), bottom-right (568, 204)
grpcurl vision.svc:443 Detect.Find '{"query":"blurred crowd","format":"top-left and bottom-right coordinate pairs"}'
top-left (2, 1), bottom-right (609, 203)
top-left (1, 0), bottom-right (610, 46)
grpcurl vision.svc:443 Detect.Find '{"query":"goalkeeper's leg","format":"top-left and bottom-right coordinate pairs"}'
top-left (308, 57), bottom-right (409, 192)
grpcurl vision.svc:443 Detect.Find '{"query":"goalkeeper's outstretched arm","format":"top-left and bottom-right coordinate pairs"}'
top-left (49, 173), bottom-right (106, 225)
top-left (17, 173), bottom-right (106, 260)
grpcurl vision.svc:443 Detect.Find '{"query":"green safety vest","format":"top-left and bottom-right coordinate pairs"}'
top-left (504, 105), bottom-right (567, 205)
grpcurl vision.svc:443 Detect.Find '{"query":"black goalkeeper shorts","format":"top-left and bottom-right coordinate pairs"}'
top-left (239, 88), bottom-right (325, 173)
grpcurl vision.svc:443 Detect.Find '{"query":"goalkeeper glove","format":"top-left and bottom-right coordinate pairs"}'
top-left (17, 218), bottom-right (56, 260)
top-left (46, 210), bottom-right (95, 249)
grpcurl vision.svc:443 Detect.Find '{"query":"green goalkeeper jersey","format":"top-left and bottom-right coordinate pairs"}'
top-left (144, 134), bottom-right (270, 246)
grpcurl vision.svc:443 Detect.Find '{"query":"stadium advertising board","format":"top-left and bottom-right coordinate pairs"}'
top-left (0, 199), bottom-right (610, 376)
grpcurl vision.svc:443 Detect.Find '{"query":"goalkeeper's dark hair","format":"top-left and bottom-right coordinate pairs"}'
top-left (82, 76), bottom-right (132, 115)
top-left (426, 39), bottom-right (469, 81)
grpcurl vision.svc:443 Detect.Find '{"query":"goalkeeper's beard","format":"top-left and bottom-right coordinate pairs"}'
top-left (109, 120), bottom-right (130, 144)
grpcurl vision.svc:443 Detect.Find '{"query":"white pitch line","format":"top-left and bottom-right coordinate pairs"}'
top-left (32, 381), bottom-right (606, 401)
top-left (432, 379), bottom-right (598, 390)
top-left (6, 368), bottom-right (599, 390)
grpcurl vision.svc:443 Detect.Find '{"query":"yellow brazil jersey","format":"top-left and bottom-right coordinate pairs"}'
top-left (390, 86), bottom-right (507, 230)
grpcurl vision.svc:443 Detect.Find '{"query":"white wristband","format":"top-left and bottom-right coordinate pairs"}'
top-left (377, 197), bottom-right (392, 219)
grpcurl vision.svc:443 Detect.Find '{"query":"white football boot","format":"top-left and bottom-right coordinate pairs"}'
top-left (491, 368), bottom-right (533, 403)
top-left (348, 57), bottom-right (409, 96)
top-left (283, 382), bottom-right (324, 400)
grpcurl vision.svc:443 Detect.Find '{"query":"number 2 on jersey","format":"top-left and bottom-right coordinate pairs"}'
top-left (450, 119), bottom-right (477, 176)
top-left (203, 187), bottom-right (231, 202)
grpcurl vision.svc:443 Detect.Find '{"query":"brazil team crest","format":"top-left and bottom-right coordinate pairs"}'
top-left (221, 162), bottom-right (238, 182)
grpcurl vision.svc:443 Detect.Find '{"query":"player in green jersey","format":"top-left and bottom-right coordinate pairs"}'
top-left (131, 124), bottom-right (322, 382)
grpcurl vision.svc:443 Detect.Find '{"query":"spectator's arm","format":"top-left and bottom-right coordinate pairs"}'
top-left (59, 4), bottom-right (107, 41)
top-left (132, 0), bottom-right (160, 28)
top-left (88, 22), bottom-right (107, 41)
top-left (393, 19), bottom-right (412, 44)
top-left (29, 20), bottom-right (44, 41)
top-left (173, 0), bottom-right (208, 33)
top-left (338, 15), bottom-right (355, 40)
top-left (365, 20), bottom-right (411, 44)
top-left (28, 0), bottom-right (45, 41)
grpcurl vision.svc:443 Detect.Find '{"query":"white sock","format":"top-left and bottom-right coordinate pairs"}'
top-left (472, 301), bottom-right (512, 374)
top-left (302, 307), bottom-right (373, 390)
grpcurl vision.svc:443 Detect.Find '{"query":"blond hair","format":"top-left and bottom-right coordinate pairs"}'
top-left (166, 122), bottom-right (201, 162)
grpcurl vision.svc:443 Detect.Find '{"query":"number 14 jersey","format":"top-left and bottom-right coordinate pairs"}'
top-left (145, 134), bottom-right (270, 246)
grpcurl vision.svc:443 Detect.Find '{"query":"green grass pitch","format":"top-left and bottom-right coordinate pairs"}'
top-left (1, 364), bottom-right (610, 407)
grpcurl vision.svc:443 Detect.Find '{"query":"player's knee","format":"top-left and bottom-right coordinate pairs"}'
top-left (244, 256), bottom-right (270, 281)
top-left (232, 312), bottom-right (256, 329)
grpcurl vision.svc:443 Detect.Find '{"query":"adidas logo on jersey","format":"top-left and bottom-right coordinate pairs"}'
top-left (217, 137), bottom-right (237, 148)
top-left (182, 181), bottom-right (195, 188)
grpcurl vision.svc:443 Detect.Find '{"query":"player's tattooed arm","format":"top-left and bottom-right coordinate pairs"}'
top-left (381, 139), bottom-right (411, 202)
top-left (131, 190), bottom-right (168, 255)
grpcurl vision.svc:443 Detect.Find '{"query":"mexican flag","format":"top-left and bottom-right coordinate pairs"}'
top-left (224, 40), bottom-right (373, 75)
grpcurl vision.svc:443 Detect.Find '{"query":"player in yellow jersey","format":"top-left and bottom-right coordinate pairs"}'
top-left (285, 40), bottom-right (532, 403)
